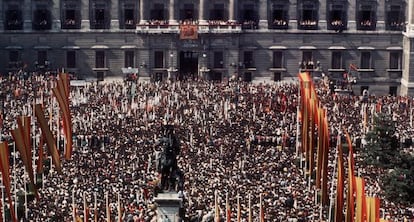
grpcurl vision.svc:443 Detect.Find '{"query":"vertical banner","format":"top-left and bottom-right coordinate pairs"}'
top-left (34, 104), bottom-right (62, 173)
top-left (0, 142), bottom-right (17, 222)
top-left (345, 131), bottom-right (356, 222)
top-left (335, 134), bottom-right (344, 222)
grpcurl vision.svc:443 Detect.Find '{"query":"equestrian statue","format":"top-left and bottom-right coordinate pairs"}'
top-left (157, 124), bottom-right (184, 192)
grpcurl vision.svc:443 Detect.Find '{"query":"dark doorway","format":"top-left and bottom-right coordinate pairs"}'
top-left (243, 72), bottom-right (252, 82)
top-left (209, 72), bottom-right (222, 81)
top-left (97, 71), bottom-right (104, 81)
top-left (179, 51), bottom-right (198, 80)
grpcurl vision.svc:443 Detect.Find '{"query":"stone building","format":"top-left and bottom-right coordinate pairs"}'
top-left (1, 0), bottom-right (414, 95)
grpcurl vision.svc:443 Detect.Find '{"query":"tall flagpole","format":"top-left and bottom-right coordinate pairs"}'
top-left (24, 174), bottom-right (28, 220)
top-left (94, 192), bottom-right (98, 222)
top-left (13, 142), bottom-right (17, 221)
top-left (72, 190), bottom-right (76, 222)
top-left (1, 179), bottom-right (5, 222)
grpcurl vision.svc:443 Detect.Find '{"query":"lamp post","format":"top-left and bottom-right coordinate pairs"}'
top-left (199, 52), bottom-right (208, 80)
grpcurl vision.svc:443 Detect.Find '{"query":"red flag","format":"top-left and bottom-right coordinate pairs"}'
top-left (345, 131), bottom-right (356, 222)
top-left (349, 63), bottom-right (358, 71)
top-left (0, 142), bottom-right (18, 222)
top-left (34, 104), bottom-right (62, 173)
top-left (226, 193), bottom-right (231, 222)
top-left (260, 193), bottom-right (265, 222)
top-left (36, 134), bottom-right (45, 173)
top-left (53, 73), bottom-right (72, 160)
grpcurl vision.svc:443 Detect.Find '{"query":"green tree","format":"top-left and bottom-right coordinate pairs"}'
top-left (362, 113), bottom-right (414, 205)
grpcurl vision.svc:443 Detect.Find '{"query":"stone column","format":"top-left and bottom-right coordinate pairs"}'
top-left (229, 0), bottom-right (235, 22)
top-left (0, 1), bottom-right (3, 30)
top-left (199, 0), bottom-right (206, 24)
top-left (110, 0), bottom-right (119, 29)
top-left (401, 0), bottom-right (414, 95)
top-left (169, 0), bottom-right (177, 24)
top-left (408, 0), bottom-right (414, 32)
top-left (258, 0), bottom-right (268, 29)
top-left (23, 0), bottom-right (32, 30)
top-left (52, 0), bottom-right (61, 30)
top-left (139, 0), bottom-right (147, 24)
top-left (81, 0), bottom-right (89, 30)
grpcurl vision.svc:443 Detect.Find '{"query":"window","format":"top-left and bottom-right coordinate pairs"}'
top-left (389, 86), bottom-right (397, 96)
top-left (9, 51), bottom-right (20, 62)
top-left (91, 3), bottom-right (109, 29)
top-left (213, 51), bottom-right (224, 68)
top-left (274, 72), bottom-right (282, 81)
top-left (209, 4), bottom-right (225, 20)
top-left (299, 2), bottom-right (318, 30)
top-left (125, 51), bottom-right (135, 68)
top-left (301, 51), bottom-right (314, 69)
top-left (243, 51), bottom-right (254, 68)
top-left (37, 51), bottom-right (47, 65)
top-left (331, 51), bottom-right (342, 69)
top-left (180, 3), bottom-right (195, 21)
top-left (123, 8), bottom-right (135, 28)
top-left (33, 8), bottom-right (52, 30)
top-left (66, 51), bottom-right (76, 68)
top-left (389, 51), bottom-right (402, 70)
top-left (357, 4), bottom-right (376, 30)
top-left (273, 51), bottom-right (283, 68)
top-left (241, 4), bottom-right (258, 29)
top-left (150, 4), bottom-right (165, 20)
top-left (95, 51), bottom-right (105, 68)
top-left (270, 4), bottom-right (288, 29)
top-left (62, 1), bottom-right (80, 29)
top-left (386, 5), bottom-right (405, 31)
top-left (328, 4), bottom-right (347, 31)
top-left (8, 50), bottom-right (21, 69)
top-left (5, 6), bottom-right (23, 30)
top-left (360, 51), bottom-right (371, 69)
top-left (154, 51), bottom-right (164, 68)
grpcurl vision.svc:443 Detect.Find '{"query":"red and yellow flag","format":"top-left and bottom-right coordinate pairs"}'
top-left (335, 134), bottom-right (345, 222)
top-left (321, 110), bottom-right (330, 205)
top-left (345, 131), bottom-right (356, 222)
top-left (355, 177), bottom-right (366, 222)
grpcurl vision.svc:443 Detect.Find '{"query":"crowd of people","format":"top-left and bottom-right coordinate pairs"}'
top-left (0, 72), bottom-right (413, 221)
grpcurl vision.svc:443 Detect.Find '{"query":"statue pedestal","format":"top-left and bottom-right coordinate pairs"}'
top-left (154, 192), bottom-right (183, 222)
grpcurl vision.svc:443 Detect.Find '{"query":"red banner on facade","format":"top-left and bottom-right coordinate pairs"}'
top-left (180, 24), bottom-right (198, 40)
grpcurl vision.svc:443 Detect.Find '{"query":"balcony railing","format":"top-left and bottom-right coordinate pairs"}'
top-left (358, 20), bottom-right (376, 30)
top-left (5, 20), bottom-right (23, 30)
top-left (298, 20), bottom-right (318, 30)
top-left (241, 20), bottom-right (258, 30)
top-left (136, 20), bottom-right (241, 33)
top-left (269, 19), bottom-right (288, 29)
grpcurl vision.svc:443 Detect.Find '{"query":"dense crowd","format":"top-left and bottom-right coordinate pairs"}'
top-left (0, 73), bottom-right (413, 222)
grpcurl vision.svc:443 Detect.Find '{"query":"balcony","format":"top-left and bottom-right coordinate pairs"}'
top-left (387, 21), bottom-right (405, 31)
top-left (358, 20), bottom-right (376, 31)
top-left (328, 20), bottom-right (346, 32)
top-left (298, 20), bottom-right (318, 30)
top-left (124, 19), bottom-right (136, 29)
top-left (136, 20), bottom-right (241, 34)
top-left (91, 20), bottom-right (109, 29)
top-left (62, 19), bottom-right (80, 29)
top-left (241, 20), bottom-right (258, 30)
top-left (5, 19), bottom-right (23, 30)
top-left (269, 19), bottom-right (288, 29)
top-left (8, 61), bottom-right (23, 70)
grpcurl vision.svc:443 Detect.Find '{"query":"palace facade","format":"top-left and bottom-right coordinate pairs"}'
top-left (2, 0), bottom-right (414, 95)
